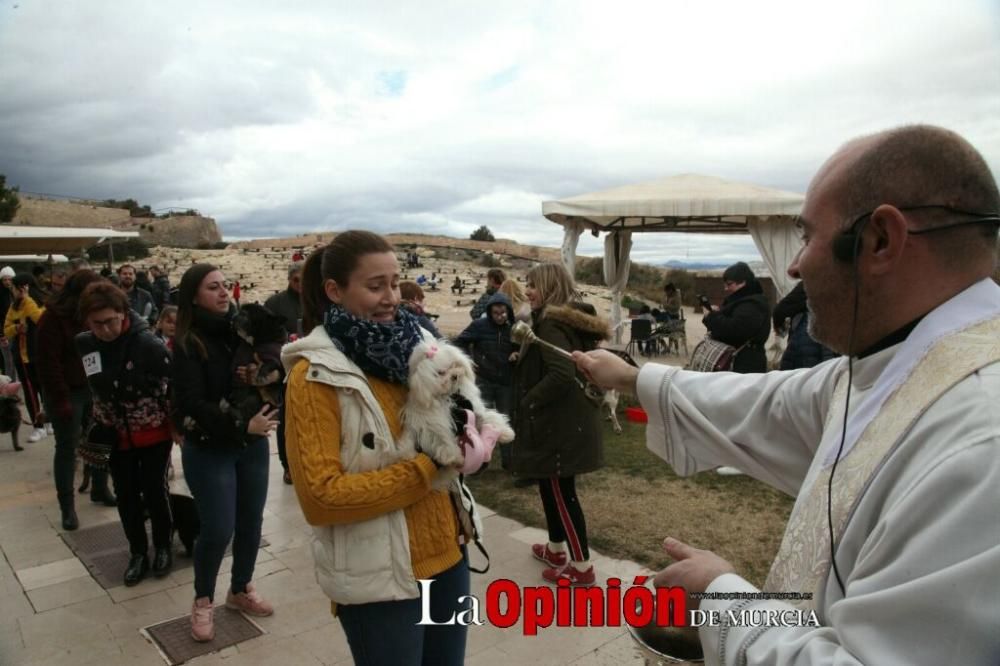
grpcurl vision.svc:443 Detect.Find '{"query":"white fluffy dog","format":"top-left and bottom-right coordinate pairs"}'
top-left (398, 339), bottom-right (515, 489)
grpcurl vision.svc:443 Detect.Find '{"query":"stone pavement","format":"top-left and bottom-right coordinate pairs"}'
top-left (0, 432), bottom-right (651, 665)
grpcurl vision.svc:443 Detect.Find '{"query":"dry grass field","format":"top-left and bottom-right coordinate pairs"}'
top-left (466, 413), bottom-right (793, 586)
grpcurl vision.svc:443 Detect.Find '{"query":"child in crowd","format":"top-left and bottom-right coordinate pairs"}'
top-left (453, 293), bottom-right (516, 468)
top-left (155, 305), bottom-right (177, 350)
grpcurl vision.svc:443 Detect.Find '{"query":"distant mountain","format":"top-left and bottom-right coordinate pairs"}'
top-left (657, 260), bottom-right (731, 270)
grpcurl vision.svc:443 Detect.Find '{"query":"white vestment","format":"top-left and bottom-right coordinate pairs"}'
top-left (636, 279), bottom-right (1000, 665)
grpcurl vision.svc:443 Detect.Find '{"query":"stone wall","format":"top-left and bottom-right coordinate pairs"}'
top-left (119, 216), bottom-right (223, 249)
top-left (13, 195), bottom-right (131, 228)
top-left (12, 196), bottom-right (222, 248)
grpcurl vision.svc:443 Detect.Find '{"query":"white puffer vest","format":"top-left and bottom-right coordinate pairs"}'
top-left (282, 326), bottom-right (419, 604)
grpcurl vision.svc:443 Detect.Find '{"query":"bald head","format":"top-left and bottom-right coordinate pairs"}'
top-left (831, 125), bottom-right (999, 265)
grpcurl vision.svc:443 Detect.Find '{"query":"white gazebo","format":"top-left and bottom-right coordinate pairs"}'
top-left (0, 225), bottom-right (139, 263)
top-left (543, 174), bottom-right (805, 340)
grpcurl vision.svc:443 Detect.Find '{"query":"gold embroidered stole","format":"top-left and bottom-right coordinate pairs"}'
top-left (764, 317), bottom-right (1000, 609)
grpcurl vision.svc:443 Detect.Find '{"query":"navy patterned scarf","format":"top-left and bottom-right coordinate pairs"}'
top-left (322, 302), bottom-right (424, 384)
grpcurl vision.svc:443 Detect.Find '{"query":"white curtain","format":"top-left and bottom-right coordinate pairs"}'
top-left (748, 216), bottom-right (803, 298)
top-left (603, 230), bottom-right (633, 344)
top-left (560, 219), bottom-right (585, 276)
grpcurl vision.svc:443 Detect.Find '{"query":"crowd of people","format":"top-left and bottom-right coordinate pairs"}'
top-left (1, 123), bottom-right (996, 663)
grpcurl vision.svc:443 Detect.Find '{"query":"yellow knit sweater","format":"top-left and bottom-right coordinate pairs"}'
top-left (285, 360), bottom-right (462, 587)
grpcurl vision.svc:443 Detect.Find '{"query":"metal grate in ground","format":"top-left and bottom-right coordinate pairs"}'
top-left (61, 521), bottom-right (267, 589)
top-left (142, 607), bottom-right (263, 665)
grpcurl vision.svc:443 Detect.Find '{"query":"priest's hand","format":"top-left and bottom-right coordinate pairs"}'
top-left (571, 349), bottom-right (639, 394)
top-left (653, 537), bottom-right (735, 608)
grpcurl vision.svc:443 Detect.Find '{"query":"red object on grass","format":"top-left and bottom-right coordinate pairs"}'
top-left (625, 407), bottom-right (648, 424)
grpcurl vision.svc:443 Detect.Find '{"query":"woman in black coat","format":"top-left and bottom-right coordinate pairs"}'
top-left (511, 263), bottom-right (608, 587)
top-left (702, 262), bottom-right (771, 373)
top-left (76, 282), bottom-right (174, 586)
top-left (173, 264), bottom-right (278, 642)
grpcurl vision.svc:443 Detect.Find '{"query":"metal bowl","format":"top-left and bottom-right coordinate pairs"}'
top-left (627, 621), bottom-right (704, 664)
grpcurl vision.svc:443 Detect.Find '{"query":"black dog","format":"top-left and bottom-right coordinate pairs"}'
top-left (169, 493), bottom-right (200, 556)
top-left (0, 395), bottom-right (23, 452)
top-left (228, 303), bottom-right (287, 423)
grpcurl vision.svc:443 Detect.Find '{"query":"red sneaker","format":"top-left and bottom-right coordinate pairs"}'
top-left (543, 563), bottom-right (595, 586)
top-left (531, 543), bottom-right (567, 568)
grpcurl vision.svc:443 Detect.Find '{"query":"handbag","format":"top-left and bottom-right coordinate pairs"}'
top-left (686, 337), bottom-right (747, 372)
top-left (79, 422), bottom-right (118, 470)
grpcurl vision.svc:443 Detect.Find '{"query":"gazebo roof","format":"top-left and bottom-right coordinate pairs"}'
top-left (0, 225), bottom-right (139, 254)
top-left (542, 173), bottom-right (804, 233)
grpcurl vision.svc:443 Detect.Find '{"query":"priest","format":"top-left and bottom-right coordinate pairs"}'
top-left (574, 124), bottom-right (1000, 665)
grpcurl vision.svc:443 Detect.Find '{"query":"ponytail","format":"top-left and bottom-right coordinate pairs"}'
top-left (300, 249), bottom-right (328, 334)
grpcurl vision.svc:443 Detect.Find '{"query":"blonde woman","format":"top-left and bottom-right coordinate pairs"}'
top-left (511, 263), bottom-right (608, 585)
top-left (499, 279), bottom-right (531, 323)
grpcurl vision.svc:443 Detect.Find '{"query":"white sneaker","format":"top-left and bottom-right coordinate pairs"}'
top-left (716, 466), bottom-right (744, 476)
top-left (45, 423), bottom-right (54, 435)
top-left (28, 427), bottom-right (46, 443)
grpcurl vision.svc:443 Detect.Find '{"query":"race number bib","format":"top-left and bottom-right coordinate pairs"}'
top-left (82, 352), bottom-right (102, 376)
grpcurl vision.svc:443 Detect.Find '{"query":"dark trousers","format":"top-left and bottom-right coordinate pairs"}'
top-left (109, 440), bottom-right (173, 555)
top-left (338, 551), bottom-right (470, 666)
top-left (15, 358), bottom-right (43, 426)
top-left (182, 436), bottom-right (269, 600)
top-left (45, 387), bottom-right (109, 509)
top-left (478, 381), bottom-right (512, 469)
top-left (538, 476), bottom-right (590, 562)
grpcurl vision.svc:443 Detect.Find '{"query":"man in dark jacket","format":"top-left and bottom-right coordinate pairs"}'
top-left (264, 262), bottom-right (303, 337)
top-left (469, 268), bottom-right (506, 319)
top-left (149, 266), bottom-right (172, 311)
top-left (454, 293), bottom-right (515, 466)
top-left (118, 264), bottom-right (158, 325)
top-left (703, 262), bottom-right (771, 373)
top-left (264, 262), bottom-right (302, 484)
top-left (772, 281), bottom-right (838, 370)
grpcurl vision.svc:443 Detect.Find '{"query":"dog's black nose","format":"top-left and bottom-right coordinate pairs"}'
top-left (362, 433), bottom-right (375, 449)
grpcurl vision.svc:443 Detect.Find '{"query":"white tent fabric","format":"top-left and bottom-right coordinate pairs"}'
top-left (748, 217), bottom-right (803, 297)
top-left (602, 231), bottom-right (632, 344)
top-left (542, 173), bottom-right (803, 227)
top-left (543, 174), bottom-right (804, 336)
top-left (0, 225), bottom-right (138, 254)
top-left (560, 219), bottom-right (585, 275)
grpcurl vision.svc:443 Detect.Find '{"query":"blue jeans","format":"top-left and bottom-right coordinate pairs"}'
top-left (182, 436), bottom-right (269, 600)
top-left (337, 552), bottom-right (470, 666)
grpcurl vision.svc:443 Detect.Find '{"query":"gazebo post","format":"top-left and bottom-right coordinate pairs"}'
top-left (560, 219), bottom-right (584, 276)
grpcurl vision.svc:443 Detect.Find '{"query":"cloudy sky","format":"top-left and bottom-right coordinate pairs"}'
top-left (1, 1), bottom-right (998, 264)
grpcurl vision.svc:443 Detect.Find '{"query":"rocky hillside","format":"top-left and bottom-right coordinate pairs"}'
top-left (13, 195), bottom-right (222, 249)
top-left (229, 232), bottom-right (563, 264)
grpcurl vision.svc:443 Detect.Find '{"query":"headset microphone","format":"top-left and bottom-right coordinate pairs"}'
top-left (832, 212), bottom-right (1000, 264)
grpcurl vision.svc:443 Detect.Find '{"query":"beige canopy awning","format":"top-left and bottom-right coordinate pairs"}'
top-left (542, 173), bottom-right (804, 232)
top-left (543, 174), bottom-right (805, 341)
top-left (0, 225), bottom-right (139, 254)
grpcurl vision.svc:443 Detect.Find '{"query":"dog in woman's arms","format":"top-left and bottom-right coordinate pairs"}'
top-left (225, 303), bottom-right (287, 424)
top-left (397, 340), bottom-right (515, 490)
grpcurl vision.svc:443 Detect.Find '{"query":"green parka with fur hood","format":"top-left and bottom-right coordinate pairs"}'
top-left (510, 302), bottom-right (609, 478)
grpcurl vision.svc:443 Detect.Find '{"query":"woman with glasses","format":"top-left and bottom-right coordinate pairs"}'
top-left (75, 282), bottom-right (174, 586)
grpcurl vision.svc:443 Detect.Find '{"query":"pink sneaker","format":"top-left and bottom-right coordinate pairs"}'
top-left (543, 563), bottom-right (596, 586)
top-left (190, 597), bottom-right (215, 642)
top-left (225, 583), bottom-right (274, 617)
top-left (531, 543), bottom-right (567, 568)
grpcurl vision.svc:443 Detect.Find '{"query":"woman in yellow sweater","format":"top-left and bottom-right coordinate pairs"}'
top-left (282, 230), bottom-right (473, 666)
